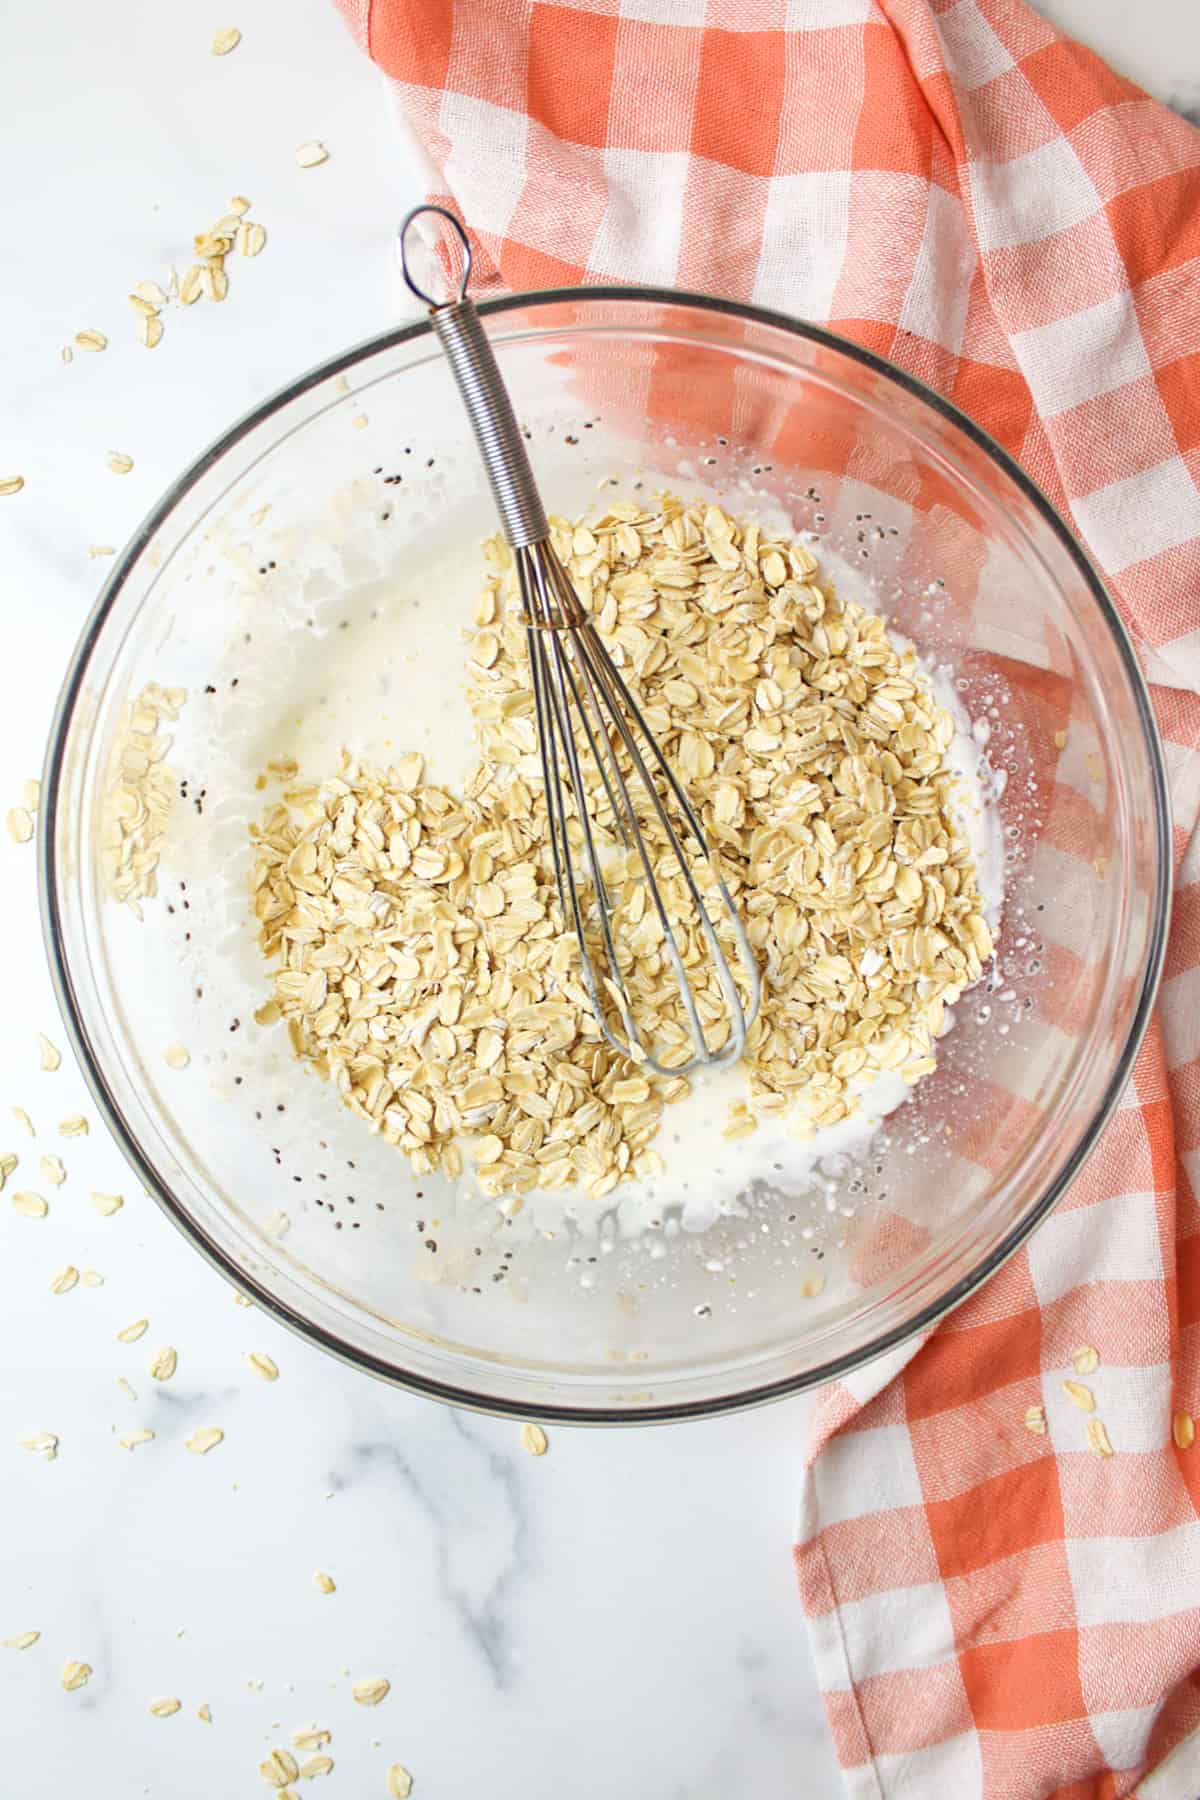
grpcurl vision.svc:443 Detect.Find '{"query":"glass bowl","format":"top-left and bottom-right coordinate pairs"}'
top-left (40, 290), bottom-right (1169, 1422)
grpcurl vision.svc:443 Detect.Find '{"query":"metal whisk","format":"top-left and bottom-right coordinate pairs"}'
top-left (398, 205), bottom-right (760, 1075)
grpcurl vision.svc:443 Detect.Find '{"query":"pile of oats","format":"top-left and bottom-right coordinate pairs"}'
top-left (251, 498), bottom-right (992, 1201)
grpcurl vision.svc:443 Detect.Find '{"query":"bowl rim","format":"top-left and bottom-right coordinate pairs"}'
top-left (38, 284), bottom-right (1172, 1425)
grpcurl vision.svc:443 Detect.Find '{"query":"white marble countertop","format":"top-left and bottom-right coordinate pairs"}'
top-left (0, 4), bottom-right (1193, 1795)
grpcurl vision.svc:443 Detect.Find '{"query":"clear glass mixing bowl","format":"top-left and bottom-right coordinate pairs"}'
top-left (40, 291), bottom-right (1169, 1421)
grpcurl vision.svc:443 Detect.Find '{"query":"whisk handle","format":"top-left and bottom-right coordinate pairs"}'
top-left (430, 300), bottom-right (550, 550)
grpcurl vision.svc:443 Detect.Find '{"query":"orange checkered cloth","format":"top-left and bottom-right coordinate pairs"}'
top-left (336, 0), bottom-right (1200, 1792)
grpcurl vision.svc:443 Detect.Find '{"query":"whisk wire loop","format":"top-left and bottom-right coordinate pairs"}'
top-left (398, 202), bottom-right (761, 1076)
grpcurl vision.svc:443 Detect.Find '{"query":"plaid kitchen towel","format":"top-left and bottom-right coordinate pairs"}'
top-left (335, 0), bottom-right (1200, 1792)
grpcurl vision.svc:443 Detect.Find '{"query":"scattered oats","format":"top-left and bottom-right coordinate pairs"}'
top-left (266, 1210), bottom-right (290, 1238)
top-left (0, 1152), bottom-right (15, 1188)
top-left (237, 221), bottom-right (267, 257)
top-left (101, 681), bottom-right (187, 914)
top-left (520, 1422), bottom-right (548, 1457)
top-left (106, 452), bottom-right (135, 475)
top-left (1072, 1346), bottom-right (1099, 1376)
top-left (149, 1697), bottom-right (181, 1717)
top-left (117, 1318), bottom-right (149, 1343)
top-left (21, 779), bottom-right (40, 812)
top-left (290, 1729), bottom-right (331, 1752)
top-left (185, 1427), bottom-right (224, 1455)
top-left (12, 1191), bottom-right (48, 1219)
top-left (61, 346), bottom-right (73, 364)
top-left (301, 1754), bottom-right (334, 1777)
top-left (116, 1378), bottom-right (137, 1403)
top-left (0, 476), bottom-right (25, 497)
top-left (230, 195), bottom-right (252, 214)
top-left (351, 414), bottom-right (368, 429)
top-left (148, 1346), bottom-right (178, 1382)
top-left (211, 25), bottom-right (241, 53)
top-left (1, 1632), bottom-right (39, 1650)
top-left (138, 313), bottom-right (164, 349)
top-left (234, 1291), bottom-right (253, 1307)
top-left (40, 1154), bottom-right (66, 1187)
top-left (1087, 1417), bottom-right (1114, 1458)
top-left (6, 807), bottom-right (33, 843)
top-left (198, 1702), bottom-right (213, 1723)
top-left (296, 140), bottom-right (329, 168)
top-left (49, 1265), bottom-right (79, 1295)
top-left (312, 1572), bottom-right (335, 1594)
top-left (260, 1748), bottom-right (300, 1786)
top-left (351, 1676), bottom-right (390, 1707)
top-left (387, 1765), bottom-right (414, 1798)
top-left (135, 280), bottom-right (167, 307)
top-left (247, 1352), bottom-right (279, 1382)
top-left (164, 1043), bottom-right (190, 1069)
top-left (1174, 1410), bottom-right (1195, 1450)
top-left (59, 1114), bottom-right (88, 1138)
top-left (36, 1034), bottom-right (61, 1073)
top-left (799, 1272), bottom-right (826, 1298)
top-left (61, 1660), bottom-right (91, 1691)
top-left (120, 1429), bottom-right (155, 1451)
top-left (1024, 1404), bottom-right (1047, 1435)
top-left (13, 1108), bottom-right (34, 1137)
top-left (20, 1432), bottom-right (58, 1459)
top-left (90, 1190), bottom-right (123, 1217)
top-left (74, 330), bottom-right (107, 352)
top-left (88, 545), bottom-right (116, 558)
top-left (1062, 1379), bottom-right (1095, 1413)
top-left (81, 1269), bottom-right (104, 1287)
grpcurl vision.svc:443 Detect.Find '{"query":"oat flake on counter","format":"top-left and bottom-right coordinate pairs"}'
top-left (351, 1676), bottom-right (390, 1707)
top-left (291, 1728), bottom-right (331, 1751)
top-left (260, 1747), bottom-right (300, 1786)
top-left (520, 1423), bottom-right (548, 1457)
top-left (20, 1432), bottom-right (58, 1459)
top-left (185, 1428), bottom-right (224, 1455)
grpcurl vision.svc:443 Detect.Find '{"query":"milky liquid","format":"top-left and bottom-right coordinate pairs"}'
top-left (278, 527), bottom-right (1006, 1242)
